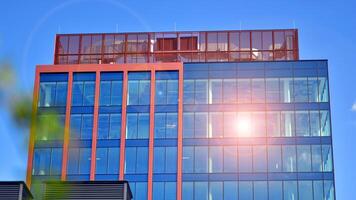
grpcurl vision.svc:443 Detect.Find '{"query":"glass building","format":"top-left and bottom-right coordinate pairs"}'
top-left (27, 29), bottom-right (335, 200)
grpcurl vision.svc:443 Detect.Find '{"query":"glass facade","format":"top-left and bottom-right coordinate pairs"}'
top-left (31, 57), bottom-right (334, 200)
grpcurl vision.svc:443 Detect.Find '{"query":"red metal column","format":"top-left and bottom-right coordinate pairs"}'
top-left (90, 71), bottom-right (101, 180)
top-left (26, 68), bottom-right (40, 187)
top-left (177, 65), bottom-right (184, 200)
top-left (119, 70), bottom-right (128, 180)
top-left (147, 69), bottom-right (156, 200)
top-left (61, 72), bottom-right (73, 180)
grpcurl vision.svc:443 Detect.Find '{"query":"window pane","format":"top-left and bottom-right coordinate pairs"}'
top-left (296, 111), bottom-right (310, 136)
top-left (284, 181), bottom-right (298, 200)
top-left (254, 181), bottom-right (267, 200)
top-left (308, 77), bottom-right (319, 102)
top-left (224, 181), bottom-right (238, 200)
top-left (324, 181), bottom-right (335, 200)
top-left (229, 32), bottom-right (239, 51)
top-left (320, 110), bottom-right (331, 136)
top-left (109, 114), bottom-right (121, 139)
top-left (39, 82), bottom-right (56, 107)
top-left (33, 148), bottom-right (51, 175)
top-left (239, 181), bottom-right (253, 200)
top-left (165, 182), bottom-right (176, 200)
top-left (100, 81), bottom-right (111, 106)
top-left (223, 112), bottom-right (237, 137)
top-left (209, 112), bottom-right (223, 138)
top-left (166, 147), bottom-right (177, 173)
top-left (154, 147), bottom-right (165, 173)
top-left (267, 112), bottom-right (281, 137)
top-left (298, 181), bottom-right (313, 199)
top-left (96, 148), bottom-right (108, 174)
top-left (135, 182), bottom-right (147, 200)
top-left (209, 79), bottom-right (222, 104)
top-left (209, 182), bottom-right (222, 200)
top-left (70, 114), bottom-right (81, 139)
top-left (312, 145), bottom-right (322, 172)
top-left (67, 148), bottom-right (79, 174)
top-left (167, 80), bottom-right (178, 104)
top-left (98, 114), bottom-right (109, 139)
top-left (237, 79), bottom-right (251, 103)
top-left (313, 181), bottom-right (324, 200)
top-left (138, 113), bottom-right (149, 139)
top-left (183, 80), bottom-right (194, 104)
top-left (81, 114), bottom-right (93, 139)
top-left (294, 78), bottom-right (308, 102)
top-left (128, 80), bottom-right (139, 105)
top-left (269, 181), bottom-right (283, 200)
top-left (139, 80), bottom-right (150, 105)
top-left (322, 145), bottom-right (333, 172)
top-left (166, 113), bottom-right (178, 138)
top-left (195, 80), bottom-right (208, 104)
top-left (239, 146), bottom-right (252, 173)
top-left (251, 78), bottom-right (265, 103)
top-left (281, 111), bottom-right (295, 137)
top-left (251, 112), bottom-right (266, 137)
top-left (223, 79), bottom-right (236, 103)
top-left (155, 80), bottom-right (166, 105)
top-left (209, 147), bottom-right (223, 173)
top-left (195, 113), bottom-right (208, 138)
top-left (253, 146), bottom-right (267, 172)
top-left (183, 147), bottom-right (194, 173)
top-left (195, 182), bottom-right (208, 200)
top-left (183, 113), bottom-right (194, 138)
top-left (310, 111), bottom-right (321, 136)
top-left (223, 146), bottom-right (237, 173)
top-left (55, 82), bottom-right (67, 106)
top-left (79, 148), bottom-right (91, 174)
top-left (297, 145), bottom-right (312, 172)
top-left (136, 147), bottom-right (148, 173)
top-left (195, 147), bottom-right (208, 173)
top-left (72, 82), bottom-right (83, 106)
top-left (183, 182), bottom-right (193, 200)
top-left (107, 147), bottom-right (120, 174)
top-left (50, 148), bottom-right (62, 175)
top-left (154, 113), bottom-right (166, 138)
top-left (111, 81), bottom-right (122, 105)
top-left (280, 78), bottom-right (293, 103)
top-left (319, 77), bottom-right (329, 102)
top-left (126, 113), bottom-right (138, 139)
top-left (282, 145), bottom-right (296, 172)
top-left (83, 81), bottom-right (95, 106)
top-left (153, 182), bottom-right (164, 200)
top-left (266, 78), bottom-right (279, 103)
top-left (125, 147), bottom-right (136, 174)
top-left (268, 145), bottom-right (282, 172)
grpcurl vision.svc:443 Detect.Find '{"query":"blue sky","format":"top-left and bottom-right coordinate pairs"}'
top-left (0, 0), bottom-right (355, 199)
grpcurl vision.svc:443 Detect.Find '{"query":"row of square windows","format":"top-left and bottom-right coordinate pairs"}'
top-left (32, 144), bottom-right (332, 177)
top-left (35, 109), bottom-right (330, 141)
top-left (38, 76), bottom-right (329, 108)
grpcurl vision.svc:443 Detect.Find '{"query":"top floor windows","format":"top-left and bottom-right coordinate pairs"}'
top-left (100, 72), bottom-right (123, 106)
top-left (72, 73), bottom-right (96, 106)
top-left (38, 73), bottom-right (68, 107)
top-left (155, 71), bottom-right (178, 105)
top-left (127, 72), bottom-right (150, 105)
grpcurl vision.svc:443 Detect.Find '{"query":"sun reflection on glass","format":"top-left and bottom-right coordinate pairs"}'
top-left (235, 115), bottom-right (252, 137)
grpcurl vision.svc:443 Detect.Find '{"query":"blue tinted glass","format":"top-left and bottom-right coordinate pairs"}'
top-left (210, 79), bottom-right (222, 104)
top-left (126, 114), bottom-right (138, 139)
top-left (83, 81), bottom-right (95, 106)
top-left (165, 182), bottom-right (176, 200)
top-left (209, 146), bottom-right (223, 173)
top-left (210, 182), bottom-right (222, 200)
top-left (312, 145), bottom-right (322, 172)
top-left (254, 181), bottom-right (267, 200)
top-left (125, 147), bottom-right (136, 174)
top-left (111, 81), bottom-right (122, 105)
top-left (70, 114), bottom-right (81, 139)
top-left (239, 181), bottom-right (253, 200)
top-left (298, 181), bottom-right (313, 199)
top-left (322, 145), bottom-right (333, 172)
top-left (128, 81), bottom-right (139, 105)
top-left (107, 147), bottom-right (120, 174)
top-left (195, 182), bottom-right (208, 200)
top-left (239, 146), bottom-right (252, 173)
top-left (109, 114), bottom-right (121, 139)
top-left (195, 147), bottom-right (208, 173)
top-left (310, 111), bottom-right (321, 136)
top-left (98, 114), bottom-right (109, 139)
top-left (139, 80), bottom-right (150, 105)
top-left (67, 148), bottom-right (79, 174)
top-left (308, 77), bottom-right (319, 102)
top-left (297, 145), bottom-right (312, 172)
top-left (81, 114), bottom-right (93, 139)
top-left (100, 81), bottom-right (111, 106)
top-left (224, 181), bottom-right (238, 200)
top-left (313, 181), bottom-right (323, 200)
top-left (167, 80), bottom-right (178, 104)
top-left (237, 79), bottom-right (251, 103)
top-left (294, 78), bottom-right (308, 102)
top-left (183, 147), bottom-right (194, 173)
top-left (195, 113), bottom-right (208, 138)
top-left (166, 113), bottom-right (177, 138)
top-left (284, 181), bottom-right (298, 200)
top-left (223, 79), bottom-right (237, 103)
top-left (296, 111), bottom-right (310, 136)
top-left (183, 113), bottom-right (194, 138)
top-left (319, 77), bottom-right (329, 102)
top-left (153, 182), bottom-right (164, 200)
top-left (39, 82), bottom-right (56, 107)
top-left (96, 148), bottom-right (108, 174)
top-left (195, 80), bottom-right (208, 104)
top-left (72, 82), bottom-right (83, 106)
top-left (269, 181), bottom-right (282, 200)
top-left (253, 146), bottom-right (267, 172)
top-left (282, 145), bottom-right (296, 172)
top-left (268, 146), bottom-right (282, 172)
top-left (154, 147), bottom-right (165, 173)
top-left (79, 148), bottom-right (91, 174)
top-left (166, 147), bottom-right (177, 173)
top-left (156, 80), bottom-right (167, 105)
top-left (182, 182), bottom-right (193, 200)
top-left (183, 80), bottom-right (194, 104)
top-left (33, 148), bottom-right (51, 175)
top-left (135, 182), bottom-right (147, 200)
top-left (324, 181), bottom-right (335, 200)
top-left (251, 79), bottom-right (265, 103)
top-left (50, 148), bottom-right (62, 175)
top-left (266, 78), bottom-right (279, 103)
top-left (55, 82), bottom-right (67, 106)
top-left (138, 113), bottom-right (149, 139)
top-left (155, 113), bottom-right (166, 138)
top-left (280, 78), bottom-right (294, 102)
top-left (223, 146), bottom-right (237, 172)
top-left (136, 147), bottom-right (148, 173)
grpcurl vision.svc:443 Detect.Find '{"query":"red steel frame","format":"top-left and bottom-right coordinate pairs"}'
top-left (26, 62), bottom-right (184, 200)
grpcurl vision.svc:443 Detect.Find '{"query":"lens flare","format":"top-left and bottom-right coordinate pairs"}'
top-left (235, 115), bottom-right (252, 137)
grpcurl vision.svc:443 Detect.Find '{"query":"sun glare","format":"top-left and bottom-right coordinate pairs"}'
top-left (235, 116), bottom-right (252, 137)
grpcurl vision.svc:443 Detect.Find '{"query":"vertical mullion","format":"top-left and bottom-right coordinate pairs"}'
top-left (177, 65), bottom-right (184, 200)
top-left (90, 71), bottom-right (100, 180)
top-left (148, 69), bottom-right (156, 200)
top-left (119, 71), bottom-right (128, 180)
top-left (61, 71), bottom-right (73, 181)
